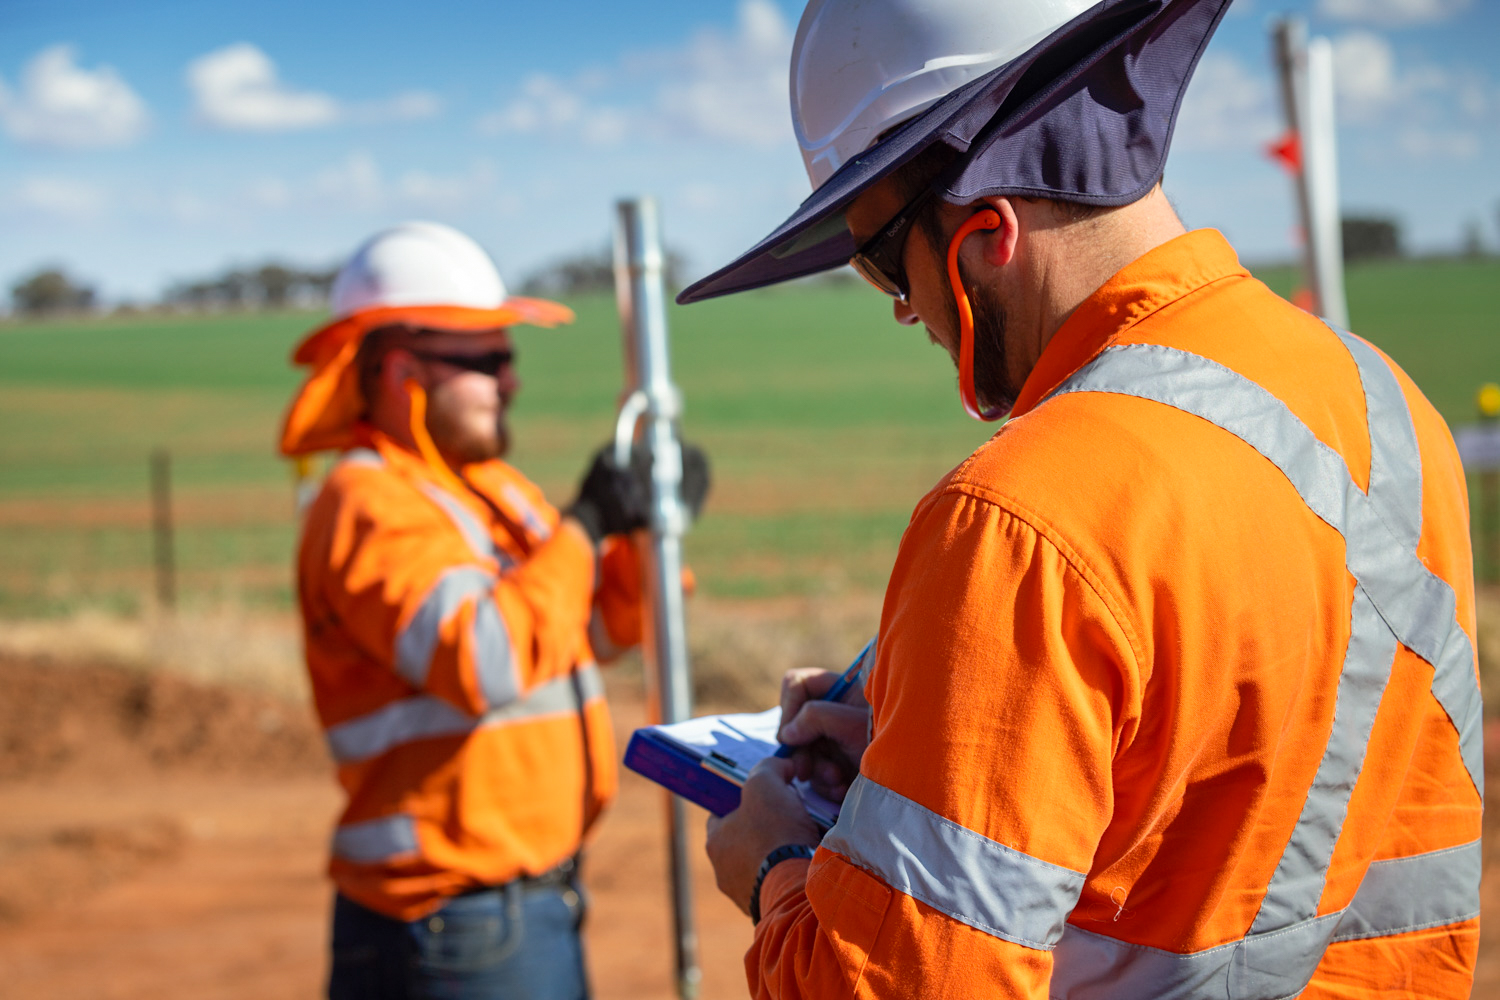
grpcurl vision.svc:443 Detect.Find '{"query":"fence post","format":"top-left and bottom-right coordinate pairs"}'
top-left (1479, 385), bottom-right (1500, 584)
top-left (150, 448), bottom-right (177, 611)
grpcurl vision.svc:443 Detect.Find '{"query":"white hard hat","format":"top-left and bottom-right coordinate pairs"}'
top-left (791, 0), bottom-right (1096, 189)
top-left (331, 221), bottom-right (509, 320)
top-left (281, 221), bottom-right (572, 456)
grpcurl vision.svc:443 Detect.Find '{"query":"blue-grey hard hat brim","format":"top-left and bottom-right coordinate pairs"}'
top-left (677, 0), bottom-right (1233, 305)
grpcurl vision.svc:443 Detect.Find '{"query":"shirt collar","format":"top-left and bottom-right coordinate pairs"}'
top-left (1009, 229), bottom-right (1249, 418)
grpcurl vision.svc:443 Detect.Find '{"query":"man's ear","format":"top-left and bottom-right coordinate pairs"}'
top-left (380, 347), bottom-right (419, 398)
top-left (978, 196), bottom-right (1020, 268)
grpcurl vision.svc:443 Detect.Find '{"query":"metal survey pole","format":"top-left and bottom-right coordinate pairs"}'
top-left (1273, 18), bottom-right (1349, 328)
top-left (611, 197), bottom-right (701, 1000)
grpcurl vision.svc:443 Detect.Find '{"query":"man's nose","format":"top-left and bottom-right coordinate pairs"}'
top-left (893, 299), bottom-right (921, 326)
top-left (497, 365), bottom-right (521, 395)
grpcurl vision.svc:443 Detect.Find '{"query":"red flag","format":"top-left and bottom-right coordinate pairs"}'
top-left (1267, 130), bottom-right (1302, 173)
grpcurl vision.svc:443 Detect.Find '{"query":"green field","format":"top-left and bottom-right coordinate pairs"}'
top-left (2, 256), bottom-right (1498, 615)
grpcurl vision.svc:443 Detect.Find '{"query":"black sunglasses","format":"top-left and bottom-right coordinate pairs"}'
top-left (411, 348), bottom-right (515, 377)
top-left (849, 180), bottom-right (942, 302)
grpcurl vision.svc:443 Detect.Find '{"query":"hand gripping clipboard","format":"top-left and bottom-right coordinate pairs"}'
top-left (624, 707), bottom-right (840, 830)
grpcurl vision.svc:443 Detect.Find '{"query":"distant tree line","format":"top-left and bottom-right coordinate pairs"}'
top-left (162, 263), bottom-right (337, 310)
top-left (9, 267), bottom-right (97, 317)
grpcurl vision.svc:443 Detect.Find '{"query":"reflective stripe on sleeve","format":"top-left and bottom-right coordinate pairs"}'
top-left (332, 814), bottom-right (418, 864)
top-left (1049, 842), bottom-right (1481, 999)
top-left (326, 695), bottom-right (473, 763)
top-left (822, 775), bottom-right (1086, 950)
top-left (394, 566), bottom-right (495, 688)
top-left (326, 663), bottom-right (605, 764)
top-left (472, 593), bottom-right (520, 709)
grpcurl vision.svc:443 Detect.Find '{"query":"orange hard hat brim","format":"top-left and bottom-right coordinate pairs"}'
top-left (278, 299), bottom-right (574, 457)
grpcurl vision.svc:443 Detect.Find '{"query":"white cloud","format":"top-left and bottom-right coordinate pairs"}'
top-left (7, 176), bottom-right (106, 219)
top-left (186, 45), bottom-right (445, 132)
top-left (1330, 30), bottom-right (1489, 130)
top-left (1332, 30), bottom-right (1398, 114)
top-left (0, 45), bottom-right (148, 148)
top-left (1317, 0), bottom-right (1470, 25)
top-left (477, 73), bottom-right (627, 144)
top-left (187, 43), bottom-right (339, 131)
top-left (301, 151), bottom-right (498, 211)
top-left (478, 0), bottom-right (794, 149)
top-left (1175, 52), bottom-right (1281, 151)
top-left (651, 0), bottom-right (793, 146)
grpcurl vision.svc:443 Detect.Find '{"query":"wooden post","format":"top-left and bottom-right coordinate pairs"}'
top-left (1479, 386), bottom-right (1500, 583)
top-left (151, 448), bottom-right (176, 611)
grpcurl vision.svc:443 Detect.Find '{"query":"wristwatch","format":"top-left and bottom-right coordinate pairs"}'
top-left (750, 844), bottom-right (816, 924)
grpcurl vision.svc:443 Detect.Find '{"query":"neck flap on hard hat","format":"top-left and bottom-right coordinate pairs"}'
top-left (677, 0), bottom-right (1233, 305)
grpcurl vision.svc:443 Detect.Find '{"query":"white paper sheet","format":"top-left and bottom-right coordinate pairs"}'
top-left (651, 707), bottom-right (842, 828)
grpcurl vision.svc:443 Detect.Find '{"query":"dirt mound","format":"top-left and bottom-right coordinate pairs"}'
top-left (0, 654), bottom-right (328, 783)
top-left (0, 817), bottom-right (185, 923)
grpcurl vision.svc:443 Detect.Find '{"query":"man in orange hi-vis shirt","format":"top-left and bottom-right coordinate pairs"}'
top-left (680, 0), bottom-right (1481, 996)
top-left (280, 221), bottom-right (707, 1000)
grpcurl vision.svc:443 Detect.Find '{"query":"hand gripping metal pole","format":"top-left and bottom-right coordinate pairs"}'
top-left (612, 197), bottom-right (701, 1000)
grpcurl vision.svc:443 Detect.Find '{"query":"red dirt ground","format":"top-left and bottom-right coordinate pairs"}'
top-left (0, 654), bottom-right (1496, 998)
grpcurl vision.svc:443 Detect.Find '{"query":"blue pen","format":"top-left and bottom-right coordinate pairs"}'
top-left (774, 637), bottom-right (875, 758)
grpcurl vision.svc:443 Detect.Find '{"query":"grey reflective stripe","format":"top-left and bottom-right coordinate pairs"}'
top-left (326, 667), bottom-right (605, 764)
top-left (501, 481), bottom-right (553, 539)
top-left (472, 594), bottom-right (520, 709)
top-left (419, 482), bottom-right (503, 563)
top-left (394, 566), bottom-right (495, 687)
top-left (326, 695), bottom-right (473, 762)
top-left (478, 664), bottom-right (599, 727)
top-left (572, 661), bottom-right (605, 703)
top-left (822, 775), bottom-right (1085, 950)
top-left (1049, 843), bottom-right (1481, 999)
top-left (339, 447), bottom-right (385, 469)
top-left (1049, 342), bottom-right (1481, 798)
top-left (1338, 332), bottom-right (1422, 551)
top-left (1038, 336), bottom-right (1480, 992)
top-left (1250, 586), bottom-right (1398, 932)
top-left (332, 814), bottom-right (418, 863)
top-left (1332, 839), bottom-right (1480, 942)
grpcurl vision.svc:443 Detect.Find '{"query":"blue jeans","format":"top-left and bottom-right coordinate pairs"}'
top-left (329, 877), bottom-right (590, 1000)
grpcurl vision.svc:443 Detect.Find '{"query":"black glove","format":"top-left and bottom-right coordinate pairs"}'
top-left (628, 440), bottom-right (711, 523)
top-left (678, 441), bottom-right (711, 522)
top-left (564, 447), bottom-right (650, 545)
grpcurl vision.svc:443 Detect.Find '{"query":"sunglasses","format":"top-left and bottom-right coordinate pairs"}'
top-left (849, 181), bottom-right (942, 302)
top-left (411, 349), bottom-right (516, 377)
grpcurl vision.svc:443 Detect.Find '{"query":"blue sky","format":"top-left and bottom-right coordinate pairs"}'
top-left (2, 0), bottom-right (1495, 302)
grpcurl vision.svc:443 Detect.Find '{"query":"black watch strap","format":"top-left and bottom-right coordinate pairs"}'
top-left (749, 843), bottom-right (816, 924)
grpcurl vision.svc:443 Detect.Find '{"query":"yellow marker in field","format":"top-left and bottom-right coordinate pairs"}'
top-left (1478, 383), bottom-right (1500, 420)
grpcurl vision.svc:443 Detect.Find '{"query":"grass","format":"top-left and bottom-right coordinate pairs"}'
top-left (2, 255), bottom-right (1498, 614)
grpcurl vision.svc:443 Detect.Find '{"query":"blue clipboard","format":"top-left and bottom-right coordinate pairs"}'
top-left (623, 707), bottom-right (840, 829)
top-left (623, 728), bottom-right (746, 817)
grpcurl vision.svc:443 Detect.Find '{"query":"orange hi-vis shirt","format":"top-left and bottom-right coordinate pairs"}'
top-left (750, 230), bottom-right (1481, 998)
top-left (298, 428), bottom-right (642, 920)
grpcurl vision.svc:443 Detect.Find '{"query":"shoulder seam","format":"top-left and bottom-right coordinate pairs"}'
top-left (925, 480), bottom-right (1146, 691)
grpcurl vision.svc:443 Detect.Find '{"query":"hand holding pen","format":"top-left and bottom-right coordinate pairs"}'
top-left (774, 638), bottom-right (876, 803)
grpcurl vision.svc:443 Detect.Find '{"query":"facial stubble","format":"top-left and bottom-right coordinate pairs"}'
top-left (948, 256), bottom-right (1019, 416)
